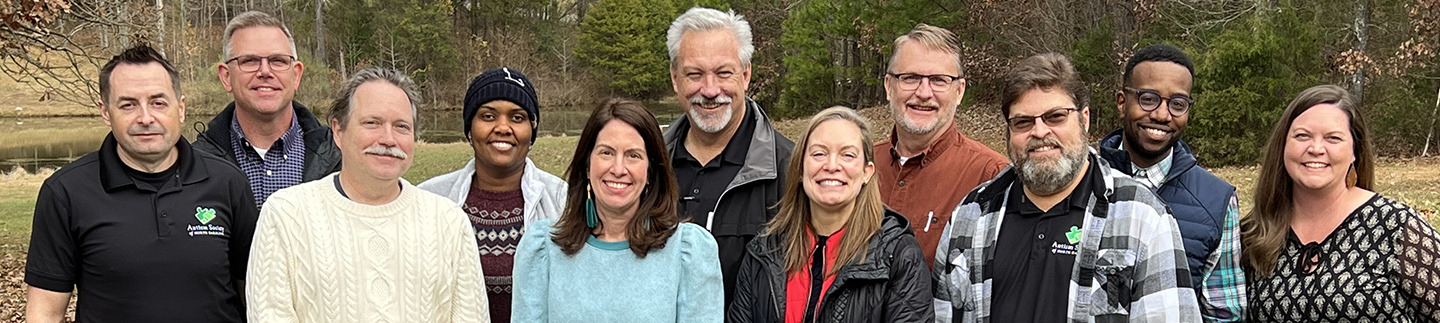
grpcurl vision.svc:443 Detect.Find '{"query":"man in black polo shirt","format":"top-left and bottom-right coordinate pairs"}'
top-left (663, 7), bottom-right (796, 306)
top-left (25, 45), bottom-right (259, 323)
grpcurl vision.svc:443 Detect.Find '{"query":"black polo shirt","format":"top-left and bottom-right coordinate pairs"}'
top-left (25, 133), bottom-right (259, 323)
top-left (674, 110), bottom-right (755, 224)
top-left (989, 161), bottom-right (1097, 323)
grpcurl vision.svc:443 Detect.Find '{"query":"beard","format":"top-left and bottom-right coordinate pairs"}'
top-left (891, 99), bottom-right (946, 135)
top-left (1121, 122), bottom-right (1180, 161)
top-left (1010, 135), bottom-right (1089, 195)
top-left (688, 94), bottom-right (735, 134)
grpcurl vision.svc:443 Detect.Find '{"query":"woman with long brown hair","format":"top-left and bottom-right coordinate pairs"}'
top-left (512, 99), bottom-right (723, 322)
top-left (1242, 84), bottom-right (1440, 321)
top-left (726, 107), bottom-right (932, 323)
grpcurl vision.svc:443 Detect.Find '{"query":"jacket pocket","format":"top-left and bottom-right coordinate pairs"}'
top-left (1090, 249), bottom-right (1137, 316)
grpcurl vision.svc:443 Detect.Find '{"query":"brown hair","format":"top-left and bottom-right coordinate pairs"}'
top-left (1241, 84), bottom-right (1374, 278)
top-left (552, 99), bottom-right (681, 257)
top-left (765, 106), bottom-right (885, 275)
top-left (221, 11), bottom-right (297, 59)
top-left (887, 23), bottom-right (964, 76)
top-left (99, 44), bottom-right (181, 104)
top-left (998, 52), bottom-right (1090, 122)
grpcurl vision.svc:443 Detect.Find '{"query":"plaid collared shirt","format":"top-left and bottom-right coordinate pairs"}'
top-left (1199, 194), bottom-right (1245, 322)
top-left (230, 114), bottom-right (306, 207)
top-left (932, 151), bottom-right (1201, 322)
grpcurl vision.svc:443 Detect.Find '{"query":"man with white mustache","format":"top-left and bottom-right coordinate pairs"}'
top-left (933, 53), bottom-right (1198, 322)
top-left (662, 7), bottom-right (795, 307)
top-left (195, 11), bottom-right (342, 208)
top-left (874, 24), bottom-right (1008, 268)
top-left (1097, 44), bottom-right (1245, 322)
top-left (246, 67), bottom-right (490, 322)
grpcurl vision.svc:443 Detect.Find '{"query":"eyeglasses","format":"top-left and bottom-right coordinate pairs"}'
top-left (1006, 107), bottom-right (1079, 132)
top-left (224, 54), bottom-right (297, 72)
top-left (886, 73), bottom-right (961, 91)
top-left (1123, 87), bottom-right (1193, 117)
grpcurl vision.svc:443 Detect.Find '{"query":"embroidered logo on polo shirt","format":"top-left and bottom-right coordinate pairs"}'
top-left (1051, 226), bottom-right (1083, 256)
top-left (187, 206), bottom-right (226, 237)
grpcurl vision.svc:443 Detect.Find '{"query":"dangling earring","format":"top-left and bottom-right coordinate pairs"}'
top-left (585, 184), bottom-right (598, 228)
top-left (1345, 164), bottom-right (1358, 188)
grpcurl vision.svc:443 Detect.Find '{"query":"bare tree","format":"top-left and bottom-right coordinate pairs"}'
top-left (1, 0), bottom-right (158, 107)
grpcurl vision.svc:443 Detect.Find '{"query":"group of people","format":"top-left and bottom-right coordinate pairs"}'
top-left (20, 6), bottom-right (1440, 323)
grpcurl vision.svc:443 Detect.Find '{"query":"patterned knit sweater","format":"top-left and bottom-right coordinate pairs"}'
top-left (246, 174), bottom-right (490, 322)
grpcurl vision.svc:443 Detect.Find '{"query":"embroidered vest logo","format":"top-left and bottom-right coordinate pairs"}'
top-left (188, 206), bottom-right (227, 237)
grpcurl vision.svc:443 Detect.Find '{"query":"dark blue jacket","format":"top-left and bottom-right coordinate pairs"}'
top-left (1098, 129), bottom-right (1234, 287)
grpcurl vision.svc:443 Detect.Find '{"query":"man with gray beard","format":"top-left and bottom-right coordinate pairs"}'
top-left (661, 7), bottom-right (794, 307)
top-left (931, 53), bottom-right (1199, 322)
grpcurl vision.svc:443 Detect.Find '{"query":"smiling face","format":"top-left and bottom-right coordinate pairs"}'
top-left (588, 120), bottom-right (650, 218)
top-left (101, 62), bottom-right (186, 168)
top-left (469, 99), bottom-right (533, 174)
top-left (1283, 104), bottom-right (1356, 192)
top-left (885, 40), bottom-right (964, 136)
top-left (802, 119), bottom-right (875, 212)
top-left (219, 26), bottom-right (304, 117)
top-left (333, 81), bottom-right (415, 182)
top-left (1119, 61), bottom-right (1192, 162)
top-left (1007, 88), bottom-right (1091, 195)
top-left (670, 28), bottom-right (751, 134)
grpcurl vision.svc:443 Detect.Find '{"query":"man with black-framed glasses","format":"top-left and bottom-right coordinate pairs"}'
top-left (1098, 43), bottom-right (1246, 322)
top-left (195, 11), bottom-right (341, 207)
top-left (874, 24), bottom-right (1008, 269)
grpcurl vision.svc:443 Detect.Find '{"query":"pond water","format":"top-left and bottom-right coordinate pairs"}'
top-left (0, 102), bottom-right (684, 173)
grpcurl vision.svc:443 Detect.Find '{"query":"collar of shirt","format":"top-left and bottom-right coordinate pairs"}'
top-left (673, 109), bottom-right (756, 167)
top-left (887, 123), bottom-right (959, 167)
top-left (229, 110), bottom-right (303, 156)
top-left (1122, 146), bottom-right (1173, 189)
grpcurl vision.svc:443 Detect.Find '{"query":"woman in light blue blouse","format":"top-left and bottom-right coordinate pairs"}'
top-left (513, 99), bottom-right (722, 322)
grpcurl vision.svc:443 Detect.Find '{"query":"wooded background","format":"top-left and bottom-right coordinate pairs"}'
top-left (3, 0), bottom-right (1439, 166)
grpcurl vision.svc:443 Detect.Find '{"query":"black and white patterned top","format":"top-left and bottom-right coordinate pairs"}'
top-left (1248, 194), bottom-right (1440, 322)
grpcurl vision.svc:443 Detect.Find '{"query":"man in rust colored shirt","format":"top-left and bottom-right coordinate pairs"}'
top-left (875, 24), bottom-right (1008, 266)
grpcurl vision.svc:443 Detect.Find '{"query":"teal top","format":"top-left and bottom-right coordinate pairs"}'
top-left (512, 218), bottom-right (723, 322)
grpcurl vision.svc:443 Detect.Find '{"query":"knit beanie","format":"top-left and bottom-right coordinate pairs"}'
top-left (463, 67), bottom-right (540, 142)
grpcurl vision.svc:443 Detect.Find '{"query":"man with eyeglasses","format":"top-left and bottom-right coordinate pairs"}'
top-left (1097, 44), bottom-right (1245, 322)
top-left (933, 52), bottom-right (1198, 322)
top-left (195, 11), bottom-right (341, 207)
top-left (874, 24), bottom-right (1008, 268)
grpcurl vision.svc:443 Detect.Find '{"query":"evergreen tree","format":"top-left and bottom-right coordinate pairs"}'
top-left (576, 0), bottom-right (675, 97)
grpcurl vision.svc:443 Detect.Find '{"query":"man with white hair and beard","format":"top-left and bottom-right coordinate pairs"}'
top-left (662, 7), bottom-right (795, 307)
top-left (931, 53), bottom-right (1199, 322)
top-left (246, 67), bottom-right (489, 322)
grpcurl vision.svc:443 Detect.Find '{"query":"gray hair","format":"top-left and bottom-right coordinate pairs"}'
top-left (666, 7), bottom-right (754, 67)
top-left (222, 11), bottom-right (298, 60)
top-left (329, 67), bottom-right (421, 130)
top-left (887, 24), bottom-right (964, 77)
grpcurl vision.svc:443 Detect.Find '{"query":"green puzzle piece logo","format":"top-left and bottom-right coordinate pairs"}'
top-left (1065, 226), bottom-right (1082, 244)
top-left (195, 207), bottom-right (216, 224)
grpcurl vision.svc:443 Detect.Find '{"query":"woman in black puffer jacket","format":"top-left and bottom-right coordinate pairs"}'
top-left (726, 107), bottom-right (933, 323)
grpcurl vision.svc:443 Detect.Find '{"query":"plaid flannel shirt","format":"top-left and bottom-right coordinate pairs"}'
top-left (932, 152), bottom-right (1201, 322)
top-left (1198, 194), bottom-right (1245, 322)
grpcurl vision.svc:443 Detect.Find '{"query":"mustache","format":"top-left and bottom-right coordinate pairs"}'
top-left (904, 98), bottom-right (939, 109)
top-left (127, 124), bottom-right (166, 136)
top-left (363, 145), bottom-right (409, 160)
top-left (1026, 136), bottom-right (1063, 151)
top-left (690, 94), bottom-right (733, 106)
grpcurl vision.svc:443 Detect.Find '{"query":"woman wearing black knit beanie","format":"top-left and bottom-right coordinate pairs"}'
top-left (418, 67), bottom-right (569, 322)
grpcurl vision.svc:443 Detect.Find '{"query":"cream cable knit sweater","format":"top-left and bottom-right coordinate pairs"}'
top-left (247, 174), bottom-right (490, 322)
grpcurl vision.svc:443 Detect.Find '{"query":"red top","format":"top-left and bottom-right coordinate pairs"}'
top-left (784, 227), bottom-right (848, 323)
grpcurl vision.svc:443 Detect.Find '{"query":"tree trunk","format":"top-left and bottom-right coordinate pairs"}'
top-left (156, 0), bottom-right (165, 56)
top-left (1349, 0), bottom-right (1368, 105)
top-left (1424, 86), bottom-right (1439, 157)
top-left (315, 0), bottom-right (325, 63)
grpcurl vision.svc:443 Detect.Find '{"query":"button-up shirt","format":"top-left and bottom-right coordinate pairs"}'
top-left (230, 113), bottom-right (306, 207)
top-left (874, 124), bottom-right (1009, 266)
